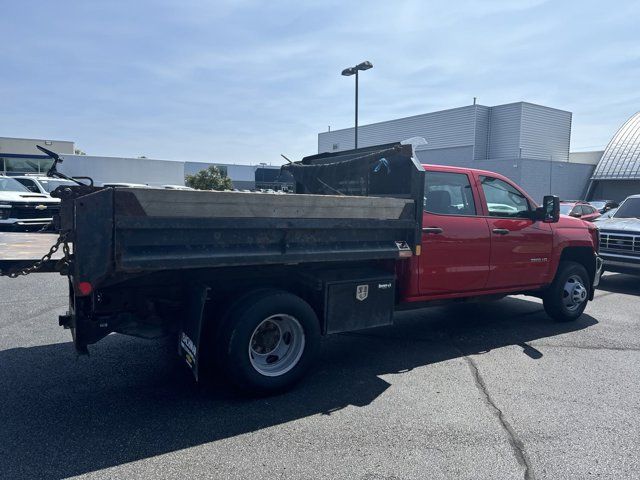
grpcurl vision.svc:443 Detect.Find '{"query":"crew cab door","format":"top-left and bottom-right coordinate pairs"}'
top-left (419, 170), bottom-right (491, 295)
top-left (477, 175), bottom-right (553, 289)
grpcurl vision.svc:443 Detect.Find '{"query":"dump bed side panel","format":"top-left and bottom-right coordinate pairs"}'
top-left (110, 189), bottom-right (417, 273)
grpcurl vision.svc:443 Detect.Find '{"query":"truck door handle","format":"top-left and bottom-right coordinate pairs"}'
top-left (492, 228), bottom-right (510, 235)
top-left (422, 227), bottom-right (443, 234)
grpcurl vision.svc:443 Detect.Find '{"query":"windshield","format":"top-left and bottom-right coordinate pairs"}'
top-left (559, 204), bottom-right (573, 215)
top-left (0, 177), bottom-right (30, 192)
top-left (38, 179), bottom-right (76, 193)
top-left (613, 198), bottom-right (640, 219)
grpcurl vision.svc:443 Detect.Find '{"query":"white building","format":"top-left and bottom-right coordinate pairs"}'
top-left (0, 136), bottom-right (291, 190)
top-left (320, 101), bottom-right (597, 201)
top-left (58, 154), bottom-right (185, 187)
top-left (0, 136), bottom-right (74, 175)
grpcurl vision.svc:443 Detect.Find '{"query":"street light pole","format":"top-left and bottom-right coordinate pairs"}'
top-left (355, 69), bottom-right (358, 149)
top-left (342, 61), bottom-right (373, 150)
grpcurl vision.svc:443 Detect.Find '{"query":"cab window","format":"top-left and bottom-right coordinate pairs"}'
top-left (424, 171), bottom-right (476, 216)
top-left (15, 178), bottom-right (40, 193)
top-left (479, 176), bottom-right (530, 218)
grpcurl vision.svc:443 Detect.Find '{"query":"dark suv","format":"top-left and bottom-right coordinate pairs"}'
top-left (596, 194), bottom-right (640, 275)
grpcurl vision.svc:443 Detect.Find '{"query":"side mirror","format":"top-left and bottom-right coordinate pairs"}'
top-left (536, 195), bottom-right (559, 223)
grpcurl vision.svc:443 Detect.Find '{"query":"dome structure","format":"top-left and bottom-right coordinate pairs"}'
top-left (592, 111), bottom-right (640, 180)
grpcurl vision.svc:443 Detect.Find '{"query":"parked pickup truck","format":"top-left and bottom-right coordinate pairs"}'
top-left (595, 194), bottom-right (640, 275)
top-left (0, 176), bottom-right (61, 231)
top-left (0, 143), bottom-right (602, 395)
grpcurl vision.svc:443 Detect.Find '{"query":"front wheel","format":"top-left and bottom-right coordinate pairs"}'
top-left (543, 261), bottom-right (590, 322)
top-left (216, 289), bottom-right (320, 395)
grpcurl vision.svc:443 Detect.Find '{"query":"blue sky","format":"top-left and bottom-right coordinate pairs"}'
top-left (1, 0), bottom-right (639, 164)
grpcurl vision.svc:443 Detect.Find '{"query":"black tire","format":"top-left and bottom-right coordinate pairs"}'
top-left (215, 289), bottom-right (320, 396)
top-left (543, 261), bottom-right (590, 322)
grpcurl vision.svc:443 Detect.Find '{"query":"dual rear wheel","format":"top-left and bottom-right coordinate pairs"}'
top-left (214, 289), bottom-right (320, 395)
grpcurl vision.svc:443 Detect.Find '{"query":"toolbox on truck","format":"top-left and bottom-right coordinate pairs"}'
top-left (298, 268), bottom-right (396, 334)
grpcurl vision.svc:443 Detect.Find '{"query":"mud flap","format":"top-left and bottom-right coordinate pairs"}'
top-left (178, 284), bottom-right (209, 381)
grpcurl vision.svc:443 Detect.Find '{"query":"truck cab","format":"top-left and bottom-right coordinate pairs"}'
top-left (398, 164), bottom-right (602, 320)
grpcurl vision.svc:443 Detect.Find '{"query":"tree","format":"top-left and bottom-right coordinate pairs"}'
top-left (74, 148), bottom-right (86, 155)
top-left (185, 165), bottom-right (233, 191)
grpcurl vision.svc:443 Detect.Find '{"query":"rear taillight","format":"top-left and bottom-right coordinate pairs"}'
top-left (77, 281), bottom-right (93, 296)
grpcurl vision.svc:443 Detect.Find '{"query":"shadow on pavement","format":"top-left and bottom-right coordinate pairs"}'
top-left (596, 273), bottom-right (640, 296)
top-left (0, 297), bottom-right (598, 479)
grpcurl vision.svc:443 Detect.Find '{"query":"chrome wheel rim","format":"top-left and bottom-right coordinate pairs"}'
top-left (563, 274), bottom-right (588, 311)
top-left (248, 314), bottom-right (305, 377)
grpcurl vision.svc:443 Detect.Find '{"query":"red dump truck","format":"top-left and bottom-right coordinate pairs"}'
top-left (0, 143), bottom-right (602, 395)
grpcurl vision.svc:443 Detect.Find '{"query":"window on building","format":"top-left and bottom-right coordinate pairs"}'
top-left (424, 171), bottom-right (476, 216)
top-left (480, 176), bottom-right (531, 218)
top-left (2, 157), bottom-right (53, 174)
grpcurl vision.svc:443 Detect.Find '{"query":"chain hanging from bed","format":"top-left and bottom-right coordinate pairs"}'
top-left (0, 232), bottom-right (71, 278)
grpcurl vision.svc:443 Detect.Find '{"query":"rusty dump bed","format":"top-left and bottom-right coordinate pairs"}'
top-left (65, 144), bottom-right (424, 286)
top-left (65, 187), bottom-right (420, 285)
top-left (0, 143), bottom-right (425, 284)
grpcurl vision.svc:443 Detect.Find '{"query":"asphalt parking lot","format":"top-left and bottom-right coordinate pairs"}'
top-left (0, 272), bottom-right (638, 480)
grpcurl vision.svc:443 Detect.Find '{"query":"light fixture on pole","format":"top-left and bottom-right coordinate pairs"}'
top-left (341, 61), bottom-right (373, 149)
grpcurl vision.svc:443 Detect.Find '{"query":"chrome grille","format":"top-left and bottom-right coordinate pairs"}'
top-left (9, 202), bottom-right (60, 220)
top-left (599, 232), bottom-right (640, 256)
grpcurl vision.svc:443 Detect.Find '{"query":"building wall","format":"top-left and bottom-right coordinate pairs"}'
top-left (589, 180), bottom-right (640, 202)
top-left (0, 137), bottom-right (74, 156)
top-left (416, 145), bottom-right (474, 166)
top-left (0, 136), bottom-right (76, 175)
top-left (569, 150), bottom-right (604, 165)
top-left (473, 105), bottom-right (490, 160)
top-left (58, 154), bottom-right (185, 187)
top-left (318, 105), bottom-right (478, 154)
top-left (487, 103), bottom-right (523, 159)
top-left (520, 103), bottom-right (572, 162)
top-left (319, 102), bottom-right (572, 163)
top-left (521, 159), bottom-right (594, 201)
top-left (320, 101), bottom-right (579, 201)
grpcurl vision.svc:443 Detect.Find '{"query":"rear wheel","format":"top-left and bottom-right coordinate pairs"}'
top-left (543, 261), bottom-right (590, 322)
top-left (216, 289), bottom-right (320, 395)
